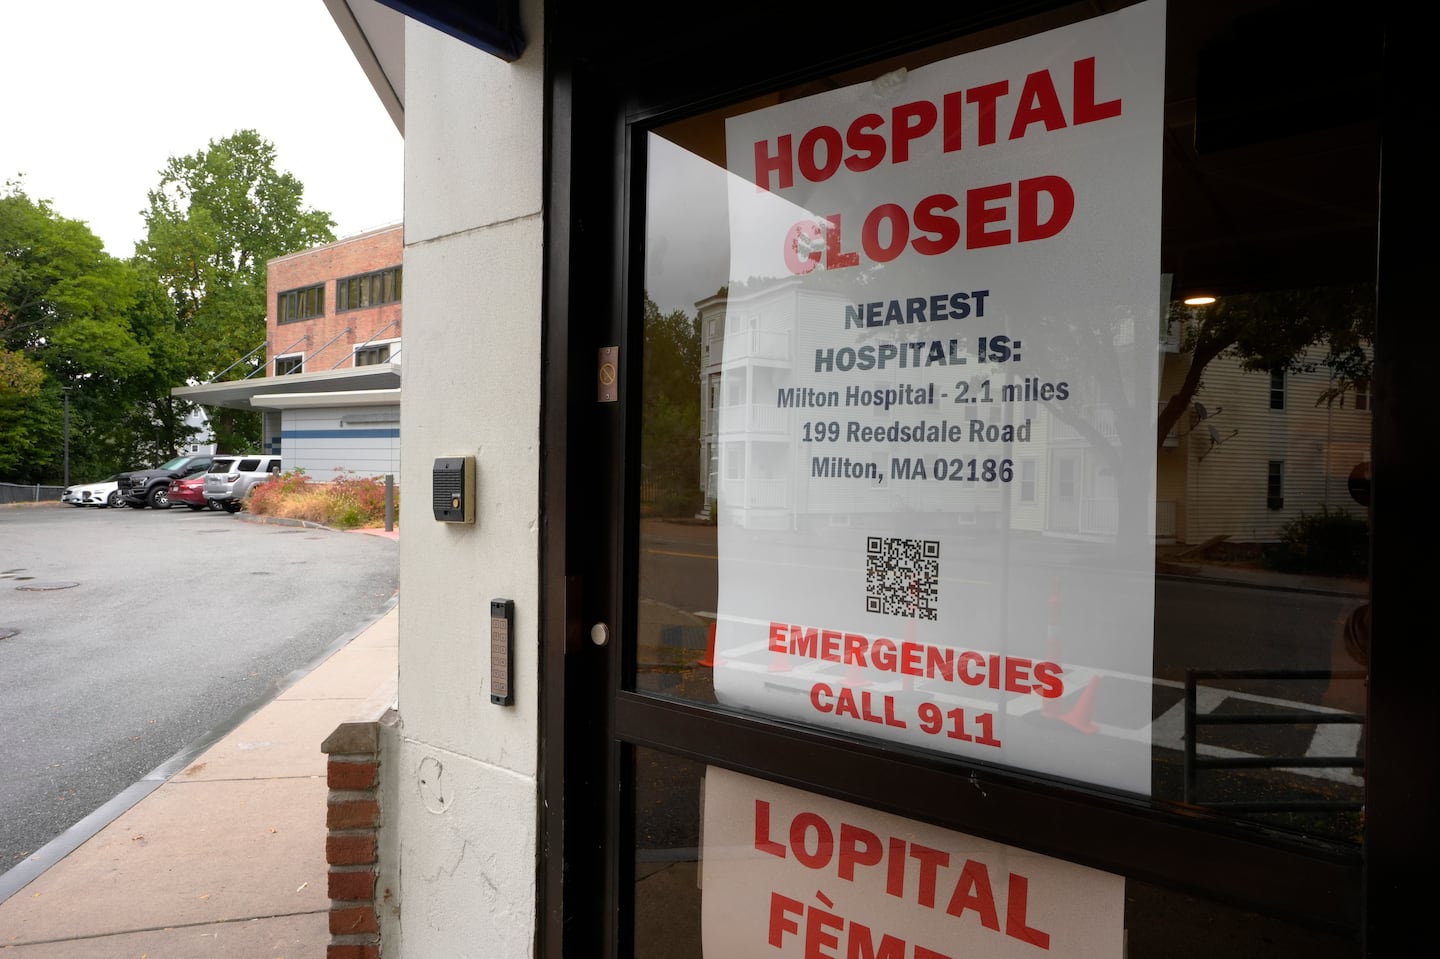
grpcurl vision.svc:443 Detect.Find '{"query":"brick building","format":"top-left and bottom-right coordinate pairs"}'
top-left (173, 224), bottom-right (403, 481)
top-left (268, 224), bottom-right (404, 377)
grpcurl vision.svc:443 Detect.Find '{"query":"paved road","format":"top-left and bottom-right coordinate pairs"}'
top-left (0, 504), bottom-right (398, 875)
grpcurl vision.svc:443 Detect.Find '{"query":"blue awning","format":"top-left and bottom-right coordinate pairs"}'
top-left (375, 0), bottom-right (524, 61)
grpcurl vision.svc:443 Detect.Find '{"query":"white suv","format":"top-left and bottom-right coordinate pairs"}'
top-left (203, 455), bottom-right (283, 512)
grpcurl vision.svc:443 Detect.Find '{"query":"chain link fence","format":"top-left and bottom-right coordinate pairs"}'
top-left (0, 482), bottom-right (64, 505)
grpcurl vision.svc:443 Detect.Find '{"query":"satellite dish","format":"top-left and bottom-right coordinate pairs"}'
top-left (1207, 425), bottom-right (1221, 445)
top-left (1193, 402), bottom-right (1209, 420)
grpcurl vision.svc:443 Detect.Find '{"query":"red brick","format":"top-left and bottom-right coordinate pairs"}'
top-left (267, 225), bottom-right (403, 375)
top-left (329, 759), bottom-right (379, 790)
top-left (327, 834), bottom-right (377, 865)
top-left (328, 946), bottom-right (380, 959)
top-left (328, 798), bottom-right (381, 829)
top-left (330, 905), bottom-right (380, 935)
top-left (329, 868), bottom-right (377, 901)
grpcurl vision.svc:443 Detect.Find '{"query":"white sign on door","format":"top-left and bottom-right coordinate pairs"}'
top-left (715, 0), bottom-right (1166, 794)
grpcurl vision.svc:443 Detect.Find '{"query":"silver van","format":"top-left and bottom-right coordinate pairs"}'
top-left (203, 455), bottom-right (283, 512)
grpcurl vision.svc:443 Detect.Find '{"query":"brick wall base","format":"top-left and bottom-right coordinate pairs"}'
top-left (322, 710), bottom-right (395, 958)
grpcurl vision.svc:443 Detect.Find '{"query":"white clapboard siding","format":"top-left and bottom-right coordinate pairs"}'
top-left (1178, 349), bottom-right (1370, 544)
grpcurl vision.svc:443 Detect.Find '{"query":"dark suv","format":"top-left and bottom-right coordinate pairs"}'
top-left (116, 454), bottom-right (214, 509)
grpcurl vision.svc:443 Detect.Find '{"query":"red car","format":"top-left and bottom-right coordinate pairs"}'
top-left (167, 474), bottom-right (213, 511)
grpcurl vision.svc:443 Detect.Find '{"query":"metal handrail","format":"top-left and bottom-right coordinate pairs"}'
top-left (208, 340), bottom-right (268, 383)
top-left (1183, 667), bottom-right (1367, 813)
top-left (330, 319), bottom-right (400, 370)
top-left (253, 332), bottom-right (312, 378)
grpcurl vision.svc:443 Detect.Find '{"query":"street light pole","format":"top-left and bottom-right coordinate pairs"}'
top-left (62, 386), bottom-right (70, 488)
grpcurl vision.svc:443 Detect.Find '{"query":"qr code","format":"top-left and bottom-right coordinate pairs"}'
top-left (865, 536), bottom-right (939, 620)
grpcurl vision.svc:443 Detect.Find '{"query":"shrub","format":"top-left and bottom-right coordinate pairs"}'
top-left (245, 469), bottom-right (397, 530)
top-left (1266, 507), bottom-right (1368, 577)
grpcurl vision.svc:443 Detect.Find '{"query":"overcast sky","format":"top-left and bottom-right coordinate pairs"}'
top-left (0, 1), bottom-right (403, 259)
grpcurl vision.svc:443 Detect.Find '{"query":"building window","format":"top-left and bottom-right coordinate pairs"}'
top-left (1268, 369), bottom-right (1286, 410)
top-left (1267, 460), bottom-right (1284, 510)
top-left (1056, 458), bottom-right (1075, 502)
top-left (354, 344), bottom-right (392, 366)
top-left (336, 266), bottom-right (402, 312)
top-left (275, 354), bottom-right (304, 376)
top-left (1352, 378), bottom-right (1369, 411)
top-left (277, 283), bottom-right (324, 324)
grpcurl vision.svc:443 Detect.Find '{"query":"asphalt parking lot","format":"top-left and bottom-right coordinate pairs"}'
top-left (0, 503), bottom-right (399, 877)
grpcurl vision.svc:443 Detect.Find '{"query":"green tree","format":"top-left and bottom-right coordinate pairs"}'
top-left (641, 293), bottom-right (702, 515)
top-left (1, 182), bottom-right (177, 482)
top-left (1158, 285), bottom-right (1373, 449)
top-left (136, 130), bottom-right (335, 451)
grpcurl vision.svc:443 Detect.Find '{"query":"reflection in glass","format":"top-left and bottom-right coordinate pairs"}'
top-left (633, 748), bottom-right (703, 959)
top-left (636, 2), bottom-right (1373, 845)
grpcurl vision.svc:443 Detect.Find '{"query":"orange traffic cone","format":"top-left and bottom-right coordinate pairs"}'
top-left (697, 621), bottom-right (721, 668)
top-left (1060, 675), bottom-right (1100, 734)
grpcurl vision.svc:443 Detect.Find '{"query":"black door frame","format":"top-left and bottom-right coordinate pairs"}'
top-left (539, 2), bottom-right (1431, 955)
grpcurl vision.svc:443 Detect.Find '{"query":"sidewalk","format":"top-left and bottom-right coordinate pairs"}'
top-left (0, 592), bottom-right (398, 956)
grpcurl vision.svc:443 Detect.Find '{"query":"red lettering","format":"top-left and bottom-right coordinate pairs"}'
top-left (900, 641), bottom-right (923, 677)
top-left (835, 686), bottom-right (862, 720)
top-left (769, 622), bottom-right (789, 654)
top-left (791, 812), bottom-right (834, 869)
top-left (754, 135), bottom-right (794, 192)
top-left (925, 644), bottom-right (956, 682)
top-left (1033, 661), bottom-right (1064, 698)
top-left (1005, 873), bottom-right (1052, 948)
top-left (1005, 656), bottom-right (1034, 694)
top-left (792, 625), bottom-right (821, 659)
top-left (942, 91), bottom-right (965, 153)
top-left (1017, 175), bottom-right (1074, 242)
top-left (849, 923), bottom-right (909, 959)
top-left (911, 194), bottom-right (961, 256)
top-left (768, 891), bottom-right (803, 946)
top-left (892, 100), bottom-right (938, 163)
top-left (872, 638), bottom-right (899, 671)
top-left (958, 651), bottom-right (986, 686)
top-left (821, 629), bottom-right (843, 663)
top-left (838, 823), bottom-right (884, 880)
top-left (755, 800), bottom-right (788, 858)
top-left (1073, 56), bottom-right (1122, 124)
top-left (862, 204), bottom-right (909, 263)
top-left (843, 633), bottom-right (869, 667)
top-left (946, 859), bottom-right (1001, 931)
top-left (966, 80), bottom-right (1009, 145)
top-left (845, 114), bottom-right (886, 173)
top-left (886, 836), bottom-right (907, 898)
top-left (1008, 69), bottom-right (1067, 140)
top-left (805, 901), bottom-right (844, 958)
top-left (811, 682), bottom-right (835, 713)
top-left (799, 125), bottom-right (843, 183)
top-left (966, 183), bottom-right (1011, 249)
top-left (824, 215), bottom-right (860, 270)
top-left (783, 221), bottom-right (823, 275)
top-left (909, 843), bottom-right (950, 908)
top-left (987, 653), bottom-right (1004, 690)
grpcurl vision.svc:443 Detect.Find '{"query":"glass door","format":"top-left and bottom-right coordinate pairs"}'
top-left (562, 0), bottom-right (1394, 954)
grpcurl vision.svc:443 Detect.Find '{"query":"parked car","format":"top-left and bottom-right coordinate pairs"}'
top-left (61, 475), bottom-right (122, 508)
top-left (167, 473), bottom-right (213, 511)
top-left (116, 454), bottom-right (214, 509)
top-left (203, 454), bottom-right (283, 512)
